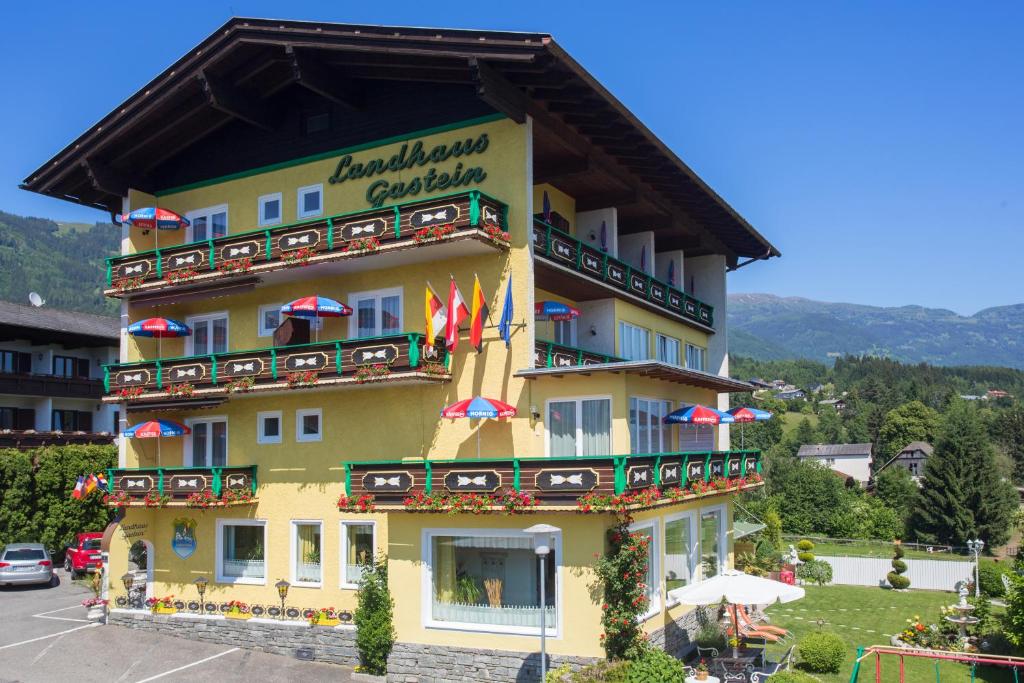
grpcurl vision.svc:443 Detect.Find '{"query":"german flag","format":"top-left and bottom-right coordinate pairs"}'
top-left (469, 274), bottom-right (489, 353)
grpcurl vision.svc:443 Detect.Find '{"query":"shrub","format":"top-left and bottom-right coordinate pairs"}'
top-left (798, 631), bottom-right (846, 673)
top-left (354, 557), bottom-right (395, 675)
top-left (978, 562), bottom-right (1011, 598)
top-left (694, 618), bottom-right (727, 650)
top-left (887, 572), bottom-right (911, 589)
top-left (768, 671), bottom-right (821, 683)
top-left (891, 559), bottom-right (907, 573)
top-left (887, 542), bottom-right (910, 589)
top-left (797, 559), bottom-right (833, 586)
top-left (797, 539), bottom-right (815, 553)
top-left (593, 523), bottom-right (650, 660)
top-left (623, 648), bottom-right (688, 683)
top-left (547, 660), bottom-right (630, 683)
top-left (798, 552), bottom-right (816, 563)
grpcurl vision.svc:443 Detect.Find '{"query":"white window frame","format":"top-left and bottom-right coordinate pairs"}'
top-left (297, 184), bottom-right (324, 219)
top-left (421, 527), bottom-right (562, 637)
top-left (256, 410), bottom-right (282, 445)
top-left (185, 204), bottom-right (229, 242)
top-left (663, 510), bottom-right (698, 607)
top-left (340, 520), bottom-right (377, 590)
top-left (348, 287), bottom-right (404, 338)
top-left (544, 395), bottom-right (613, 457)
top-left (628, 519), bottom-right (661, 621)
top-left (656, 333), bottom-right (681, 366)
top-left (257, 303), bottom-right (283, 338)
top-left (183, 415), bottom-right (228, 466)
top-left (618, 321), bottom-right (650, 361)
top-left (629, 396), bottom-right (674, 454)
top-left (215, 518), bottom-right (267, 585)
top-left (553, 319), bottom-right (578, 347)
top-left (698, 504), bottom-right (728, 581)
top-left (290, 519), bottom-right (323, 588)
top-left (185, 311), bottom-right (229, 356)
top-left (685, 343), bottom-right (707, 372)
top-left (296, 408), bottom-right (322, 443)
top-left (258, 192), bottom-right (283, 227)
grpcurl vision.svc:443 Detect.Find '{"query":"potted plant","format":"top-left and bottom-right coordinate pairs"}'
top-left (694, 659), bottom-right (710, 681)
top-left (308, 607), bottom-right (341, 627)
top-left (225, 600), bottom-right (250, 620)
top-left (146, 595), bottom-right (176, 615)
top-left (81, 563), bottom-right (107, 622)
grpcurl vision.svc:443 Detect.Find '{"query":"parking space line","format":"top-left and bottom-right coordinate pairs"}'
top-left (29, 631), bottom-right (65, 666)
top-left (132, 647), bottom-right (240, 682)
top-left (33, 605), bottom-right (90, 623)
top-left (0, 623), bottom-right (99, 650)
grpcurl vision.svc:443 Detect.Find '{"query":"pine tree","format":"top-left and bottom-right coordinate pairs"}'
top-left (910, 402), bottom-right (1017, 547)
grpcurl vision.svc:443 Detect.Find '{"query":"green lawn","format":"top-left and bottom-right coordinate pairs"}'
top-left (796, 540), bottom-right (955, 561)
top-left (781, 411), bottom-right (819, 435)
top-left (763, 585), bottom-right (1015, 682)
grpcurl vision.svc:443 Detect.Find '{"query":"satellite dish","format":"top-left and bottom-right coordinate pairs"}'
top-left (29, 292), bottom-right (45, 307)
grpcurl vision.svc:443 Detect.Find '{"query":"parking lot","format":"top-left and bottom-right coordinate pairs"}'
top-left (0, 570), bottom-right (355, 682)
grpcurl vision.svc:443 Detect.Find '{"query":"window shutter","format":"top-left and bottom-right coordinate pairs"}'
top-left (78, 411), bottom-right (93, 432)
top-left (77, 358), bottom-right (90, 378)
top-left (15, 408), bottom-right (35, 430)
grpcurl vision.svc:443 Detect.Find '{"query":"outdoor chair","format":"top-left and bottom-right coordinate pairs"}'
top-left (738, 604), bottom-right (791, 639)
top-left (696, 645), bottom-right (721, 659)
top-left (748, 645), bottom-right (795, 683)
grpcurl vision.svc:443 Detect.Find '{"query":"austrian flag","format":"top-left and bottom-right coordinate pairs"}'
top-left (445, 277), bottom-right (470, 351)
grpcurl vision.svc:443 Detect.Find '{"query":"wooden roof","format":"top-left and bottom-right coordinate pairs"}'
top-left (0, 300), bottom-right (118, 347)
top-left (515, 360), bottom-right (753, 392)
top-left (21, 18), bottom-right (779, 263)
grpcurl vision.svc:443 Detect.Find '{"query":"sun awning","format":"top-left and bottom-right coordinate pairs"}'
top-left (515, 360), bottom-right (753, 393)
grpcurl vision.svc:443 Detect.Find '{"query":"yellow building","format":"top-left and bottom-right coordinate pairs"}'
top-left (22, 18), bottom-right (779, 681)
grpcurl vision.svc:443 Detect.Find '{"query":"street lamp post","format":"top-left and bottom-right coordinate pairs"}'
top-left (967, 539), bottom-right (985, 597)
top-left (194, 576), bottom-right (208, 614)
top-left (524, 524), bottom-right (560, 683)
top-left (275, 579), bottom-right (290, 620)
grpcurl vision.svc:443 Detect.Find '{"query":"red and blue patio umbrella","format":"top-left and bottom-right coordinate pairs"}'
top-left (122, 419), bottom-right (191, 467)
top-left (534, 301), bottom-right (580, 322)
top-left (727, 406), bottom-right (773, 448)
top-left (116, 207), bottom-right (190, 248)
top-left (664, 403), bottom-right (734, 448)
top-left (127, 317), bottom-right (191, 358)
top-left (442, 396), bottom-right (517, 457)
top-left (281, 296), bottom-right (352, 342)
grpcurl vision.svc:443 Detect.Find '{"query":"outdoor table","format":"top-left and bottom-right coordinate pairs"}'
top-left (685, 675), bottom-right (719, 683)
top-left (714, 651), bottom-right (761, 681)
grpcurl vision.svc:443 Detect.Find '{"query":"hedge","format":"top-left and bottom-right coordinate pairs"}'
top-left (0, 445), bottom-right (116, 557)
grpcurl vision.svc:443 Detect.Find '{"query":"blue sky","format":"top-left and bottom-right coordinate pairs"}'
top-left (2, 2), bottom-right (1021, 315)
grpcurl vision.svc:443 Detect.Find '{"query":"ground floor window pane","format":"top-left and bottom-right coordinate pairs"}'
top-left (700, 510), bottom-right (722, 580)
top-left (294, 523), bottom-right (322, 584)
top-left (665, 517), bottom-right (694, 591)
top-left (344, 523), bottom-right (374, 585)
top-left (431, 535), bottom-right (555, 631)
top-left (222, 524), bottom-right (265, 580)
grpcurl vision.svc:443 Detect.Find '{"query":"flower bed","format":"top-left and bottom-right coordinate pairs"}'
top-left (482, 223), bottom-right (510, 245)
top-left (103, 490), bottom-right (132, 508)
top-left (343, 236), bottom-right (380, 253)
top-left (337, 493), bottom-right (376, 512)
top-left (116, 386), bottom-right (145, 400)
top-left (354, 363), bottom-right (392, 384)
top-left (112, 276), bottom-right (145, 293)
top-left (282, 247), bottom-right (314, 267)
top-left (164, 267), bottom-right (198, 285)
top-left (164, 382), bottom-right (195, 398)
top-left (224, 376), bottom-right (255, 393)
top-left (216, 257), bottom-right (253, 275)
top-left (402, 488), bottom-right (539, 515)
top-left (412, 223), bottom-right (456, 243)
top-left (287, 370), bottom-right (319, 388)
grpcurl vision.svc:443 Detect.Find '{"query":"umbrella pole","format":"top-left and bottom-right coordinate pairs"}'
top-left (732, 603), bottom-right (740, 658)
top-left (157, 436), bottom-right (161, 468)
top-left (477, 422), bottom-right (481, 459)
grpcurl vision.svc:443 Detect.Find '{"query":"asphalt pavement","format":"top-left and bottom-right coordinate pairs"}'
top-left (0, 570), bottom-right (355, 682)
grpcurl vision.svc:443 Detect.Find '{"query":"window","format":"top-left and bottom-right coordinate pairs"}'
top-left (258, 304), bottom-right (282, 338)
top-left (553, 319), bottom-right (577, 346)
top-left (350, 288), bottom-right (402, 338)
top-left (629, 398), bottom-right (673, 454)
top-left (291, 521), bottom-right (323, 586)
top-left (341, 521), bottom-right (375, 588)
top-left (0, 407), bottom-right (15, 430)
top-left (547, 397), bottom-right (611, 457)
top-left (629, 521), bottom-right (660, 620)
top-left (619, 322), bottom-right (650, 361)
top-left (53, 356), bottom-right (87, 378)
top-left (258, 193), bottom-right (283, 227)
top-left (257, 411), bottom-right (282, 445)
top-left (297, 184), bottom-right (323, 219)
top-left (296, 409), bottom-right (322, 443)
top-left (685, 343), bottom-right (707, 372)
top-left (186, 417), bottom-right (227, 466)
top-left (187, 205), bottom-right (228, 241)
top-left (0, 350), bottom-right (15, 373)
top-left (186, 312), bottom-right (228, 355)
top-left (665, 512), bottom-right (696, 592)
top-left (656, 334), bottom-right (680, 366)
top-left (425, 529), bottom-right (558, 635)
top-left (52, 410), bottom-right (90, 432)
top-left (699, 508), bottom-right (725, 580)
top-left (216, 520), bottom-right (266, 584)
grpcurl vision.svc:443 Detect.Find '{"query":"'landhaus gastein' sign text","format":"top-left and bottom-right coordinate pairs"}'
top-left (328, 132), bottom-right (489, 208)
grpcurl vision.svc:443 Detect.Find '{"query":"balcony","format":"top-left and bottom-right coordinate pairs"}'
top-left (105, 191), bottom-right (509, 298)
top-left (534, 339), bottom-right (621, 369)
top-left (342, 449), bottom-right (761, 510)
top-left (105, 465), bottom-right (257, 507)
top-left (532, 219), bottom-right (714, 330)
top-left (0, 372), bottom-right (105, 400)
top-left (0, 430), bottom-right (115, 450)
top-left (103, 333), bottom-right (449, 406)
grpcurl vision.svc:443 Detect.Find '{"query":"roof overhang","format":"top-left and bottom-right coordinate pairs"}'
top-left (515, 360), bottom-right (753, 393)
top-left (20, 17), bottom-right (778, 262)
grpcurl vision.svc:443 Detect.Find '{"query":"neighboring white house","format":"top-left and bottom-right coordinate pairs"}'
top-left (797, 443), bottom-right (873, 485)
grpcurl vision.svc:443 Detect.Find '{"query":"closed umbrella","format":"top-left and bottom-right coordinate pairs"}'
top-left (122, 419), bottom-right (190, 468)
top-left (116, 207), bottom-right (189, 249)
top-left (664, 403), bottom-right (734, 448)
top-left (281, 295), bottom-right (353, 342)
top-left (441, 396), bottom-right (517, 458)
top-left (727, 406), bottom-right (773, 449)
top-left (128, 317), bottom-right (191, 359)
top-left (668, 570), bottom-right (805, 658)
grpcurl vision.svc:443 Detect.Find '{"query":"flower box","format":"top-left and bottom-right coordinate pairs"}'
top-left (225, 609), bottom-right (251, 620)
top-left (152, 604), bottom-right (177, 615)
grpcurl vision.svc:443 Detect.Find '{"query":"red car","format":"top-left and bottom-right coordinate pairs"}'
top-left (64, 532), bottom-right (103, 578)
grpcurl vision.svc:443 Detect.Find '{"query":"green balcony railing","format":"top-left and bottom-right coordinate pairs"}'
top-left (532, 219), bottom-right (714, 328)
top-left (105, 190), bottom-right (509, 292)
top-left (106, 465), bottom-right (258, 505)
top-left (534, 339), bottom-right (622, 369)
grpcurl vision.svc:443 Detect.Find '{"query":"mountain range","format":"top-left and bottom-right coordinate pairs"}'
top-left (729, 293), bottom-right (1024, 369)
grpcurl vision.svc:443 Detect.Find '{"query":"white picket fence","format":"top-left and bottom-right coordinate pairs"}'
top-left (818, 555), bottom-right (973, 591)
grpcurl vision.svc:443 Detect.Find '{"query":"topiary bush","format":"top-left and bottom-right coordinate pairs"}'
top-left (768, 671), bottom-right (821, 683)
top-left (887, 542), bottom-right (910, 590)
top-left (623, 647), bottom-right (688, 683)
top-left (798, 631), bottom-right (846, 673)
top-left (797, 559), bottom-right (833, 586)
top-left (797, 539), bottom-right (815, 555)
top-left (798, 552), bottom-right (816, 563)
top-left (354, 556), bottom-right (395, 675)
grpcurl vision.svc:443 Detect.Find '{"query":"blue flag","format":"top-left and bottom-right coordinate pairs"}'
top-left (497, 275), bottom-right (513, 349)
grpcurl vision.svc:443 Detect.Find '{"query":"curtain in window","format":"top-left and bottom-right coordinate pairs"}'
top-left (211, 211), bottom-right (227, 238)
top-left (700, 511), bottom-right (721, 579)
top-left (212, 421), bottom-right (227, 466)
top-left (665, 517), bottom-right (693, 590)
top-left (192, 422), bottom-right (208, 466)
top-left (212, 319), bottom-right (228, 353)
top-left (381, 295), bottom-right (401, 335)
top-left (295, 524), bottom-right (321, 583)
top-left (619, 323), bottom-right (649, 361)
top-left (581, 399), bottom-right (610, 456)
top-left (681, 424), bottom-right (715, 452)
top-left (548, 401), bottom-right (576, 457)
top-left (345, 524), bottom-right (374, 583)
top-left (432, 536), bottom-right (457, 603)
top-left (356, 298), bottom-right (376, 338)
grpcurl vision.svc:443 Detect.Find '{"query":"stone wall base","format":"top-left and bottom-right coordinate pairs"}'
top-left (107, 609), bottom-right (358, 666)
top-left (386, 642), bottom-right (599, 683)
top-left (648, 607), bottom-right (703, 660)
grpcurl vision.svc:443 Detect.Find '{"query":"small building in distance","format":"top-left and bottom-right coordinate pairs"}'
top-left (776, 388), bottom-right (806, 400)
top-left (987, 389), bottom-right (1012, 401)
top-left (0, 300), bottom-right (118, 449)
top-left (797, 443), bottom-right (873, 485)
top-left (885, 441), bottom-right (933, 479)
top-left (748, 378), bottom-right (773, 389)
top-left (818, 397), bottom-right (847, 412)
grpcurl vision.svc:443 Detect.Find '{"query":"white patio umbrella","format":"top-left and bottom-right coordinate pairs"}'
top-left (668, 570), bottom-right (805, 658)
